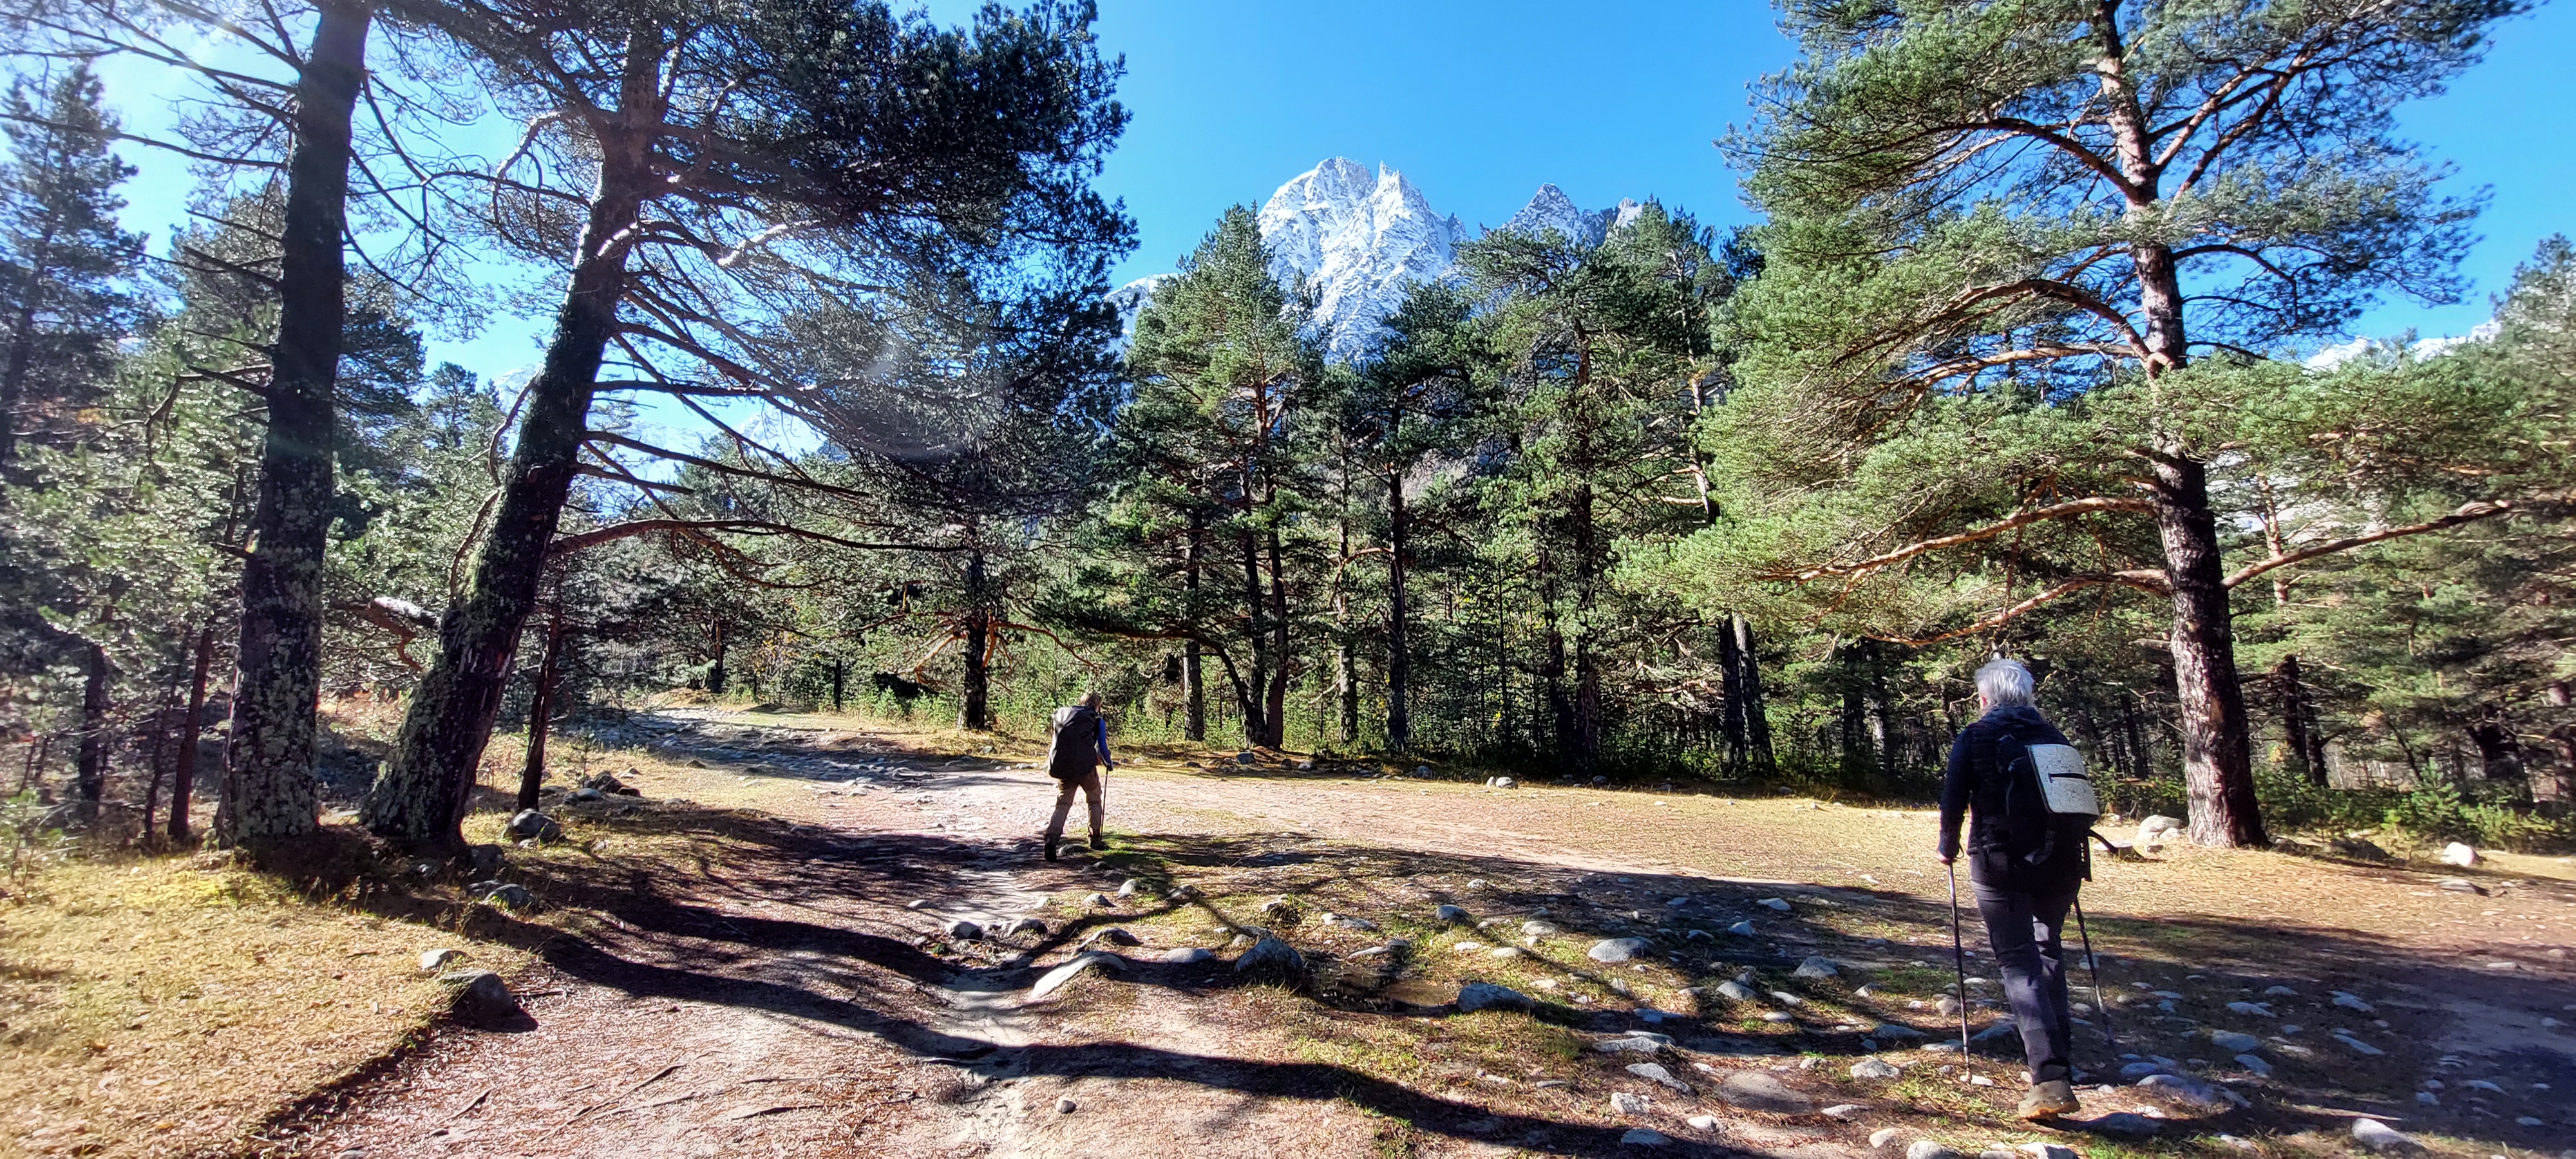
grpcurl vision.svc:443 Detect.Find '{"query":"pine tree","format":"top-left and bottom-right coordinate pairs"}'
top-left (1717, 0), bottom-right (2523, 845)
top-left (0, 62), bottom-right (141, 475)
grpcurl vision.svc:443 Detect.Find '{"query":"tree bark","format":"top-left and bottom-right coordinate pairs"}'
top-left (73, 641), bottom-right (109, 824)
top-left (2277, 654), bottom-right (2326, 787)
top-left (1733, 614), bottom-right (1774, 772)
top-left (1385, 464), bottom-right (1411, 750)
top-left (515, 609), bottom-right (564, 811)
top-left (365, 28), bottom-right (660, 851)
top-left (2152, 451), bottom-right (2266, 846)
top-left (1236, 525), bottom-right (1270, 746)
top-left (169, 626), bottom-right (215, 840)
top-left (1262, 529), bottom-right (1291, 749)
top-left (1333, 518), bottom-right (1356, 744)
top-left (959, 547), bottom-right (990, 731)
top-left (218, 1), bottom-right (372, 853)
top-left (707, 619), bottom-right (728, 695)
top-left (1182, 509), bottom-right (1205, 741)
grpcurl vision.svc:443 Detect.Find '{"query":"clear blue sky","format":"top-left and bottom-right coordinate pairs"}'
top-left (91, 0), bottom-right (2576, 378)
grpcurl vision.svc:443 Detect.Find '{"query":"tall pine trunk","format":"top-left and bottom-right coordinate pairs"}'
top-left (1262, 529), bottom-right (1291, 749)
top-left (1733, 614), bottom-right (1773, 771)
top-left (1385, 464), bottom-right (1411, 749)
top-left (1235, 525), bottom-right (1270, 747)
top-left (1182, 510), bottom-right (1204, 740)
top-left (959, 547), bottom-right (991, 731)
top-left (515, 610), bottom-right (564, 811)
top-left (73, 641), bottom-right (109, 823)
top-left (2278, 654), bottom-right (2325, 787)
top-left (169, 627), bottom-right (215, 840)
top-left (366, 30), bottom-right (661, 851)
top-left (2136, 241), bottom-right (2264, 846)
top-left (219, 1), bottom-right (372, 853)
top-left (1333, 518), bottom-right (1355, 744)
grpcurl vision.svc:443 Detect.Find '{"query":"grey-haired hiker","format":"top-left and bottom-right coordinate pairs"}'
top-left (1938, 657), bottom-right (2093, 1120)
top-left (1041, 692), bottom-right (1113, 861)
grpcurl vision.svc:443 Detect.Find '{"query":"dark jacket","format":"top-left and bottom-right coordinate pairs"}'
top-left (1043, 706), bottom-right (1112, 781)
top-left (1939, 704), bottom-right (2087, 890)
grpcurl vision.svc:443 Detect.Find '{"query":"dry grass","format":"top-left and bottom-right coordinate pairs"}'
top-left (0, 850), bottom-right (526, 1159)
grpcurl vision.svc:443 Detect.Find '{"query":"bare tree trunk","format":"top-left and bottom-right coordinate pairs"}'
top-left (1182, 508), bottom-right (1205, 741)
top-left (2277, 654), bottom-right (2326, 788)
top-left (220, 1), bottom-right (373, 854)
top-left (366, 28), bottom-right (661, 852)
top-left (1734, 614), bottom-right (1774, 772)
top-left (2152, 449), bottom-right (2266, 846)
top-left (1333, 517), bottom-right (1355, 744)
top-left (1384, 466), bottom-right (1411, 750)
top-left (959, 546), bottom-right (990, 731)
top-left (73, 641), bottom-right (109, 824)
top-left (169, 626), bottom-right (214, 840)
top-left (1236, 526), bottom-right (1269, 747)
top-left (707, 619), bottom-right (728, 696)
top-left (1262, 529), bottom-right (1291, 750)
top-left (515, 610), bottom-right (564, 811)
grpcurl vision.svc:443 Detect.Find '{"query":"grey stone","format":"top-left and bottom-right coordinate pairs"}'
top-left (2331, 836), bottom-right (2394, 862)
top-left (2078, 1112), bottom-right (2161, 1136)
top-left (2136, 815), bottom-right (2183, 847)
top-left (2439, 842), bottom-right (2477, 867)
top-left (1906, 1140), bottom-right (1964, 1159)
top-left (1082, 927), bottom-right (1142, 947)
top-left (1589, 937), bottom-right (1654, 963)
top-left (2351, 1120), bottom-right (2421, 1153)
top-left (464, 845), bottom-right (506, 876)
top-left (1757, 897), bottom-right (1793, 911)
top-left (468, 881), bottom-right (533, 908)
top-left (1434, 904), bottom-right (1471, 923)
top-left (2331, 991), bottom-right (2377, 1013)
top-left (1323, 912), bottom-right (1379, 931)
top-left (1727, 920), bottom-right (1757, 936)
top-left (1715, 1070), bottom-right (1812, 1112)
top-left (1793, 956), bottom-right (1840, 979)
top-left (1158, 947), bottom-right (1213, 964)
top-left (1620, 1127), bottom-right (1671, 1147)
top-left (1458, 983), bottom-right (1535, 1013)
top-left (1056, 1097), bottom-right (1077, 1113)
top-left (2333, 1032), bottom-right (2385, 1056)
top-left (419, 948), bottom-right (464, 973)
top-left (2224, 1001), bottom-right (2273, 1017)
top-left (439, 969), bottom-right (520, 1027)
top-left (504, 809), bottom-right (561, 842)
top-left (1234, 750), bottom-right (1258, 765)
top-left (2138, 1072), bottom-right (2239, 1109)
top-left (1627, 1062), bottom-right (1696, 1093)
top-left (2209, 1029), bottom-right (2261, 1052)
top-left (943, 919), bottom-right (985, 941)
top-left (1082, 892), bottom-right (1113, 908)
top-left (1115, 879), bottom-right (1139, 897)
top-left (569, 787), bottom-right (605, 802)
top-left (1233, 935), bottom-right (1305, 980)
top-left (1028, 952), bottom-right (1122, 999)
top-left (2262, 985), bottom-right (2298, 997)
top-left (1871, 1127), bottom-right (1906, 1149)
top-left (2233, 1053), bottom-right (2273, 1077)
top-left (1609, 1091), bottom-right (1653, 1115)
top-left (1522, 919), bottom-right (1562, 938)
top-left (2020, 1145), bottom-right (2077, 1159)
top-left (1871, 1022), bottom-right (1924, 1039)
top-left (1716, 981), bottom-right (1759, 1003)
top-left (1005, 918), bottom-right (1048, 937)
top-left (1595, 1032), bottom-right (1674, 1053)
top-left (1768, 990), bottom-right (1804, 1007)
top-left (1851, 1058), bottom-right (1902, 1080)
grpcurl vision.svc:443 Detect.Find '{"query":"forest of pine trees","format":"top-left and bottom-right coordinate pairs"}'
top-left (1, 0), bottom-right (2570, 862)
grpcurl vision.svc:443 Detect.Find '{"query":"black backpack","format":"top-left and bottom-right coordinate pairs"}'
top-left (1996, 733), bottom-right (2102, 871)
top-left (1045, 706), bottom-right (1099, 782)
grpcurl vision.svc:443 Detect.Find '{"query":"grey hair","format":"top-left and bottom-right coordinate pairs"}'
top-left (1976, 657), bottom-right (2036, 707)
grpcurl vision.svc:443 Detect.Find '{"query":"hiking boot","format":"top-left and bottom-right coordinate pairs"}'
top-left (1087, 834), bottom-right (1107, 851)
top-left (2017, 1079), bottom-right (2079, 1120)
top-left (1043, 838), bottom-right (1059, 862)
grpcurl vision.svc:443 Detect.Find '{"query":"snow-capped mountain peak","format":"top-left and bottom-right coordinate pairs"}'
top-left (1121, 159), bottom-right (1634, 361)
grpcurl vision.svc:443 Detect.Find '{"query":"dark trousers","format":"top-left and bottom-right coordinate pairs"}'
top-left (1973, 874), bottom-right (2079, 1084)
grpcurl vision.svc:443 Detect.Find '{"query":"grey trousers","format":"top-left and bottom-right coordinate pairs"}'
top-left (1974, 876), bottom-right (2080, 1084)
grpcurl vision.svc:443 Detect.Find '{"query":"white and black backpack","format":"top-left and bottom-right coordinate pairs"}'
top-left (1998, 733), bottom-right (2101, 867)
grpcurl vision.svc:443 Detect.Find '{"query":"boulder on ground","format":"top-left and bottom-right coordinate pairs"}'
top-left (1457, 983), bottom-right (1535, 1013)
top-left (1159, 947), bottom-right (1213, 964)
top-left (1727, 920), bottom-right (1756, 936)
top-left (2439, 842), bottom-right (2477, 867)
top-left (464, 845), bottom-right (506, 876)
top-left (1792, 955), bottom-right (1839, 979)
top-left (1082, 927), bottom-right (1142, 947)
top-left (468, 880), bottom-right (533, 908)
top-left (1716, 980), bottom-right (1759, 1003)
top-left (1027, 952), bottom-right (1122, 1000)
top-left (1595, 1032), bottom-right (1674, 1053)
top-left (943, 919), bottom-right (985, 941)
top-left (1234, 750), bottom-right (1258, 765)
top-left (2330, 836), bottom-right (2393, 862)
top-left (1870, 1127), bottom-right (1905, 1149)
top-left (1233, 935), bottom-right (1305, 980)
top-left (2208, 1029), bottom-right (2261, 1052)
top-left (2351, 1120), bottom-right (2421, 1153)
top-left (439, 969), bottom-right (522, 1028)
top-left (1850, 1059), bottom-right (1902, 1080)
top-left (1714, 1070), bottom-right (1811, 1112)
top-left (504, 809), bottom-right (562, 842)
top-left (1620, 1127), bottom-right (1671, 1147)
top-left (1757, 897), bottom-right (1792, 912)
top-left (1609, 1091), bottom-right (1652, 1114)
top-left (1434, 904), bottom-right (1471, 923)
top-left (1590, 937), bottom-right (1654, 963)
top-left (420, 948), bottom-right (464, 973)
top-left (1906, 1141), bottom-right (1962, 1159)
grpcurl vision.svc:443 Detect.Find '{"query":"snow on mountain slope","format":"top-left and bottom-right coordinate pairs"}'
top-left (1117, 158), bottom-right (1633, 362)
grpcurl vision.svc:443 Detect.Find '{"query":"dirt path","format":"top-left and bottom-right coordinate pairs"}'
top-left (259, 710), bottom-right (2576, 1159)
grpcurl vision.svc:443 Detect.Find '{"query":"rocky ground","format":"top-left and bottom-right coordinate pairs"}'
top-left (246, 708), bottom-right (2574, 1159)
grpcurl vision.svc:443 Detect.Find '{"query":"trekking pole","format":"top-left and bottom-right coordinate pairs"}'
top-left (2073, 894), bottom-right (2114, 1056)
top-left (1946, 859), bottom-right (1973, 1084)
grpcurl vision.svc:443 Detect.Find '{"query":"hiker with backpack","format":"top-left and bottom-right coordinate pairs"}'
top-left (1937, 656), bottom-right (2103, 1121)
top-left (1041, 692), bottom-right (1114, 861)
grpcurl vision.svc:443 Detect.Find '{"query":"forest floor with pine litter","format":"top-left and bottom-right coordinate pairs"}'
top-left (8, 706), bottom-right (2575, 1159)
